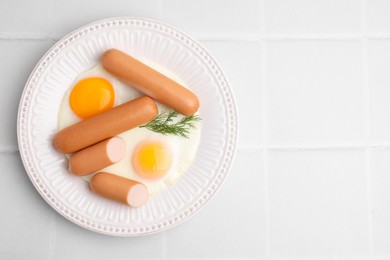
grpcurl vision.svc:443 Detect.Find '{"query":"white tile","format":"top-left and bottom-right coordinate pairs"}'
top-left (268, 150), bottom-right (369, 257)
top-left (54, 216), bottom-right (163, 260)
top-left (367, 39), bottom-right (390, 142)
top-left (0, 153), bottom-right (55, 259)
top-left (166, 150), bottom-right (265, 259)
top-left (201, 41), bottom-right (263, 148)
top-left (367, 0), bottom-right (390, 33)
top-left (371, 148), bottom-right (390, 256)
top-left (0, 39), bottom-right (53, 151)
top-left (267, 40), bottom-right (365, 145)
top-left (161, 0), bottom-right (262, 35)
top-left (265, 0), bottom-right (361, 34)
top-left (51, 0), bottom-right (160, 37)
top-left (0, 0), bottom-right (50, 36)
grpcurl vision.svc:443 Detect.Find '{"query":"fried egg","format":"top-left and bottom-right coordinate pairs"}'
top-left (58, 64), bottom-right (142, 129)
top-left (58, 63), bottom-right (201, 194)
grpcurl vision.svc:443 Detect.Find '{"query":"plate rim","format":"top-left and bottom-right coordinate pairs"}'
top-left (17, 17), bottom-right (238, 236)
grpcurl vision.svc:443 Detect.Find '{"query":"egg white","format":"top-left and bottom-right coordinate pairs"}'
top-left (58, 63), bottom-right (202, 195)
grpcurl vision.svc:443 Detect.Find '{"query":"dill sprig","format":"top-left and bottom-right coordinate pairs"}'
top-left (140, 111), bottom-right (201, 138)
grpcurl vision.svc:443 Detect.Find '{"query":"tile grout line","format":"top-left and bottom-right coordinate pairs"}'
top-left (262, 85), bottom-right (270, 257)
top-left (5, 33), bottom-right (390, 42)
top-left (266, 143), bottom-right (390, 150)
top-left (258, 0), bottom-right (270, 257)
top-left (261, 34), bottom-right (361, 41)
top-left (361, 0), bottom-right (374, 257)
top-left (161, 231), bottom-right (167, 260)
top-left (48, 213), bottom-right (57, 260)
top-left (365, 148), bottom-right (374, 259)
top-left (48, 0), bottom-right (54, 41)
top-left (239, 142), bottom-right (390, 151)
top-left (361, 0), bottom-right (369, 142)
top-left (268, 256), bottom-right (375, 260)
top-left (260, 24), bottom-right (270, 260)
top-left (0, 34), bottom-right (52, 40)
top-left (192, 32), bottom-right (390, 41)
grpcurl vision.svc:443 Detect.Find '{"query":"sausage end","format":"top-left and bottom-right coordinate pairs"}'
top-left (101, 48), bottom-right (119, 61)
top-left (126, 183), bottom-right (149, 207)
top-left (186, 97), bottom-right (200, 116)
top-left (106, 137), bottom-right (126, 163)
top-left (52, 131), bottom-right (69, 154)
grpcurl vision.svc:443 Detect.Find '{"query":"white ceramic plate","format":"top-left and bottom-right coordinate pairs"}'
top-left (17, 17), bottom-right (238, 236)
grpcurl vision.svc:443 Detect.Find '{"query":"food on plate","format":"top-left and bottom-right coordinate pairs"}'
top-left (102, 48), bottom-right (199, 116)
top-left (53, 96), bottom-right (158, 154)
top-left (54, 49), bottom-right (203, 205)
top-left (90, 172), bottom-right (149, 207)
top-left (68, 137), bottom-right (126, 176)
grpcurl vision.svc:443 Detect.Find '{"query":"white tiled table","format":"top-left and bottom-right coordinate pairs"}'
top-left (2, 0), bottom-right (390, 259)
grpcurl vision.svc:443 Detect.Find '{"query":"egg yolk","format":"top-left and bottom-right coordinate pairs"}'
top-left (69, 77), bottom-right (114, 119)
top-left (132, 141), bottom-right (172, 180)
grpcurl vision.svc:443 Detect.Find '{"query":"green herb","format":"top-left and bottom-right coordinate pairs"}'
top-left (140, 111), bottom-right (201, 138)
